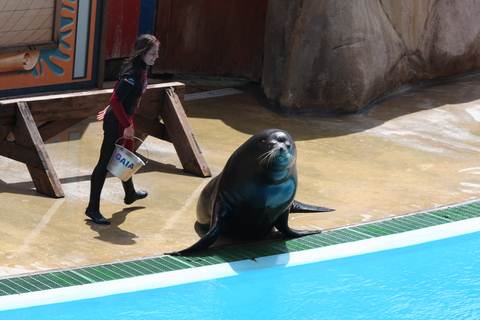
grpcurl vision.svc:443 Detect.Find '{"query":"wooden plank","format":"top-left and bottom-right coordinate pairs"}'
top-left (38, 119), bottom-right (84, 141)
top-left (0, 83), bottom-right (185, 123)
top-left (134, 114), bottom-right (170, 142)
top-left (162, 88), bottom-right (211, 177)
top-left (0, 82), bottom-right (185, 104)
top-left (0, 125), bottom-right (10, 140)
top-left (13, 102), bottom-right (64, 198)
top-left (27, 98), bottom-right (105, 122)
top-left (0, 104), bottom-right (16, 126)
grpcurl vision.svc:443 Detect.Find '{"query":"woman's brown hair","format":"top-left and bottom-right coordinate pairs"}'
top-left (119, 34), bottom-right (160, 77)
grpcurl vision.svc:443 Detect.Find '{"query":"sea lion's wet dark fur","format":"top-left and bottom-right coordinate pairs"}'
top-left (171, 129), bottom-right (333, 255)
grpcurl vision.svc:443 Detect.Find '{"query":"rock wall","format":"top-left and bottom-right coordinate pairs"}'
top-left (262, 0), bottom-right (480, 113)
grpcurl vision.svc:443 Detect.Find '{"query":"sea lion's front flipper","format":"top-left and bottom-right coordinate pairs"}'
top-left (274, 211), bottom-right (322, 238)
top-left (166, 203), bottom-right (225, 256)
top-left (290, 200), bottom-right (334, 213)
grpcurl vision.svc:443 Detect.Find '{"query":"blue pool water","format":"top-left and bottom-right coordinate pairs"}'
top-left (2, 231), bottom-right (480, 320)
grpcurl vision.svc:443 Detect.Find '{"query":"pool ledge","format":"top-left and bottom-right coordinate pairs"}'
top-left (1, 199), bottom-right (480, 311)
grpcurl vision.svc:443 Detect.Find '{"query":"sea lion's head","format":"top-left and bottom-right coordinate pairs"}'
top-left (254, 129), bottom-right (296, 170)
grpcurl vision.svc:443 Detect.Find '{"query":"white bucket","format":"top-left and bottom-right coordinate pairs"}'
top-left (107, 137), bottom-right (147, 182)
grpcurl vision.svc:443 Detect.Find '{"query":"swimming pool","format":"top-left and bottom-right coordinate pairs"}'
top-left (1, 216), bottom-right (480, 320)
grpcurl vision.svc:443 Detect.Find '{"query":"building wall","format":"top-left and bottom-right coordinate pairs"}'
top-left (105, 0), bottom-right (157, 59)
top-left (153, 0), bottom-right (268, 80)
top-left (104, 0), bottom-right (269, 80)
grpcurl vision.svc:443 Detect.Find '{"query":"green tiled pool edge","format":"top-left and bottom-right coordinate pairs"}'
top-left (1, 200), bottom-right (480, 297)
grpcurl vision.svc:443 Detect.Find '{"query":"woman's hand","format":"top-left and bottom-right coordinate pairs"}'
top-left (96, 106), bottom-right (109, 121)
top-left (123, 124), bottom-right (135, 139)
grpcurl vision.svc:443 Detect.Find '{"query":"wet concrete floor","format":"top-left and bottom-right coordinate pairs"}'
top-left (1, 74), bottom-right (480, 277)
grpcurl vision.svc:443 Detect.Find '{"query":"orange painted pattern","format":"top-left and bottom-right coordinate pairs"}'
top-left (0, 0), bottom-right (99, 93)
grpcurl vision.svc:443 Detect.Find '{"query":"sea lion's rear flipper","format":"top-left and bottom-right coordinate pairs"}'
top-left (275, 211), bottom-right (322, 238)
top-left (167, 222), bottom-right (222, 256)
top-left (290, 200), bottom-right (334, 213)
top-left (166, 204), bottom-right (225, 256)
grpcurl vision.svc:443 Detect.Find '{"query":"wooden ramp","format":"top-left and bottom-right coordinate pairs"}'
top-left (0, 82), bottom-right (211, 198)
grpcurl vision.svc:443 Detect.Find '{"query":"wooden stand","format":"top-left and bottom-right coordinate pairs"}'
top-left (0, 82), bottom-right (211, 198)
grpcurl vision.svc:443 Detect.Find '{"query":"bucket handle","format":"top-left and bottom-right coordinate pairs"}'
top-left (115, 136), bottom-right (150, 162)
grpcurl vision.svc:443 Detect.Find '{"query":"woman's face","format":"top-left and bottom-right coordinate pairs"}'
top-left (143, 43), bottom-right (159, 66)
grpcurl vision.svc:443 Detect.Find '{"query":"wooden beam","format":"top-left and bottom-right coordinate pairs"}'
top-left (0, 82), bottom-right (185, 105)
top-left (0, 126), bottom-right (10, 141)
top-left (134, 114), bottom-right (170, 142)
top-left (13, 102), bottom-right (64, 198)
top-left (0, 83), bottom-right (185, 123)
top-left (0, 104), bottom-right (16, 126)
top-left (162, 88), bottom-right (211, 177)
top-left (38, 119), bottom-right (85, 141)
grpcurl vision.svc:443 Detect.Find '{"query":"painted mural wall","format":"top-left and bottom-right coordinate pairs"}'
top-left (0, 0), bottom-right (102, 97)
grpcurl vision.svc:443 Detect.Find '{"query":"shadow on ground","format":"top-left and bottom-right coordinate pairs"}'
top-left (184, 73), bottom-right (480, 140)
top-left (86, 206), bottom-right (146, 245)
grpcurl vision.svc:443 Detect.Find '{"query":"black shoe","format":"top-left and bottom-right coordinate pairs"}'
top-left (85, 209), bottom-right (111, 225)
top-left (124, 190), bottom-right (148, 205)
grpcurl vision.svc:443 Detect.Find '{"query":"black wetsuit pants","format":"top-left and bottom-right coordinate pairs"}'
top-left (86, 113), bottom-right (136, 212)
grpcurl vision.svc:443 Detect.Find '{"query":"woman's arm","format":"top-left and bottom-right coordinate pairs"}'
top-left (109, 77), bottom-right (135, 128)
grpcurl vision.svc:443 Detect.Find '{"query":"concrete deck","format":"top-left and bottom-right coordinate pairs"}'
top-left (1, 74), bottom-right (480, 277)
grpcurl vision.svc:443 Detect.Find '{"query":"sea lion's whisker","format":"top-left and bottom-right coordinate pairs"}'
top-left (258, 153), bottom-right (268, 163)
top-left (266, 147), bottom-right (280, 165)
top-left (259, 149), bottom-right (275, 164)
top-left (259, 154), bottom-right (271, 165)
top-left (258, 144), bottom-right (286, 165)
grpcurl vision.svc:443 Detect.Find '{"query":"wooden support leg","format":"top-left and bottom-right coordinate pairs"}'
top-left (13, 102), bottom-right (64, 198)
top-left (161, 88), bottom-right (211, 177)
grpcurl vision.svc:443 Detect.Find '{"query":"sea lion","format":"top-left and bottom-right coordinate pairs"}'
top-left (170, 129), bottom-right (333, 255)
